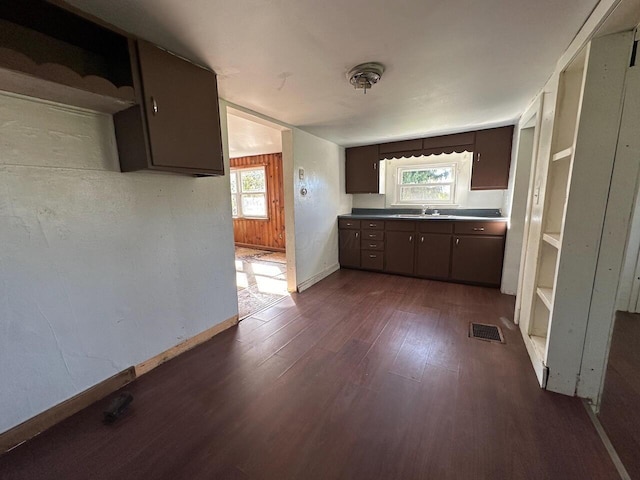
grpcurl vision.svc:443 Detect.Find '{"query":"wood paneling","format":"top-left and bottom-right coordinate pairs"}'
top-left (231, 153), bottom-right (285, 251)
top-left (0, 271), bottom-right (618, 479)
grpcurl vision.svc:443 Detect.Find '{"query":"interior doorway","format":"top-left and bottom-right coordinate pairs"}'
top-left (226, 107), bottom-right (292, 319)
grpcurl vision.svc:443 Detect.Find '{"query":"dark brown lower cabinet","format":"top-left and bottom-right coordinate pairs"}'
top-left (416, 233), bottom-right (452, 279)
top-left (385, 231), bottom-right (415, 275)
top-left (339, 230), bottom-right (360, 268)
top-left (451, 235), bottom-right (504, 285)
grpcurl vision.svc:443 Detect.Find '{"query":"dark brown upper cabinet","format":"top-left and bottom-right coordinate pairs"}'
top-left (114, 40), bottom-right (224, 176)
top-left (345, 145), bottom-right (380, 193)
top-left (470, 126), bottom-right (514, 190)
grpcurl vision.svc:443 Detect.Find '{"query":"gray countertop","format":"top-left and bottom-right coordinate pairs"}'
top-left (338, 213), bottom-right (508, 222)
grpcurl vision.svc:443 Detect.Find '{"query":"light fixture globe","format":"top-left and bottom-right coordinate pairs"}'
top-left (347, 62), bottom-right (384, 94)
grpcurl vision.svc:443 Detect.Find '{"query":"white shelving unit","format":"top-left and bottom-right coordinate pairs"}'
top-left (518, 31), bottom-right (634, 394)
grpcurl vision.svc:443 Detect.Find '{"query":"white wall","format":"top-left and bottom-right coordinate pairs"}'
top-left (352, 152), bottom-right (507, 210)
top-left (292, 129), bottom-right (351, 288)
top-left (221, 100), bottom-right (351, 291)
top-left (0, 92), bottom-right (238, 434)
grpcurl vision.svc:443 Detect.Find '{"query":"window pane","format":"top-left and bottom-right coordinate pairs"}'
top-left (230, 172), bottom-right (238, 194)
top-left (241, 193), bottom-right (267, 217)
top-left (401, 167), bottom-right (453, 185)
top-left (231, 194), bottom-right (238, 216)
top-left (400, 185), bottom-right (452, 202)
top-left (240, 169), bottom-right (266, 192)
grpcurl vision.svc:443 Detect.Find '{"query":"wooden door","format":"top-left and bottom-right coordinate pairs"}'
top-left (451, 235), bottom-right (504, 285)
top-left (416, 234), bottom-right (452, 279)
top-left (136, 40), bottom-right (224, 174)
top-left (385, 231), bottom-right (415, 275)
top-left (471, 126), bottom-right (514, 190)
top-left (346, 145), bottom-right (379, 193)
top-left (339, 230), bottom-right (360, 268)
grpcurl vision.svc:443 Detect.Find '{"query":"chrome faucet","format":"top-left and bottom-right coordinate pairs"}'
top-left (421, 205), bottom-right (429, 215)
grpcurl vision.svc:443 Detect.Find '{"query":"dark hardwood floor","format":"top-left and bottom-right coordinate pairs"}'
top-left (598, 311), bottom-right (640, 479)
top-left (0, 270), bottom-right (618, 479)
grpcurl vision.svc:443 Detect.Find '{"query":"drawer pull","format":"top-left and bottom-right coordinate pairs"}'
top-left (369, 244), bottom-right (376, 247)
top-left (472, 227), bottom-right (485, 231)
top-left (369, 223), bottom-right (377, 227)
top-left (368, 234), bottom-right (376, 238)
top-left (369, 254), bottom-right (377, 258)
top-left (346, 222), bottom-right (353, 226)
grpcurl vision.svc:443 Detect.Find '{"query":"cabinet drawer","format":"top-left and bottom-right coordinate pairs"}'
top-left (363, 231), bottom-right (384, 241)
top-left (361, 239), bottom-right (385, 251)
top-left (385, 220), bottom-right (416, 232)
top-left (362, 220), bottom-right (385, 230)
top-left (339, 219), bottom-right (361, 230)
top-left (418, 221), bottom-right (454, 234)
top-left (361, 251), bottom-right (384, 270)
top-left (454, 221), bottom-right (506, 236)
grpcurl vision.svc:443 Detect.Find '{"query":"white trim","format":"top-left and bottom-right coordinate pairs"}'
top-left (582, 399), bottom-right (632, 480)
top-left (297, 263), bottom-right (339, 293)
top-left (230, 165), bottom-right (268, 219)
top-left (393, 162), bottom-right (458, 206)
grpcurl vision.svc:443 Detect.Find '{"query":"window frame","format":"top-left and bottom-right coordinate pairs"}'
top-left (395, 162), bottom-right (457, 206)
top-left (230, 165), bottom-right (269, 219)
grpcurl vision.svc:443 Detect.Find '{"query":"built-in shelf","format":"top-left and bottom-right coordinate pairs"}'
top-left (552, 147), bottom-right (573, 162)
top-left (542, 232), bottom-right (561, 249)
top-left (530, 334), bottom-right (547, 362)
top-left (536, 287), bottom-right (554, 310)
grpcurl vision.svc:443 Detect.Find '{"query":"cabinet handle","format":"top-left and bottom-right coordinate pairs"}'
top-left (456, 238), bottom-right (460, 246)
top-left (346, 222), bottom-right (353, 226)
top-left (421, 236), bottom-right (424, 243)
top-left (369, 244), bottom-right (376, 247)
top-left (151, 96), bottom-right (158, 115)
top-left (409, 235), bottom-right (413, 242)
top-left (477, 152), bottom-right (481, 162)
top-left (368, 234), bottom-right (375, 238)
top-left (369, 223), bottom-right (376, 227)
top-left (369, 254), bottom-right (377, 258)
top-left (373, 162), bottom-right (377, 170)
top-left (355, 232), bottom-right (359, 238)
top-left (472, 227), bottom-right (485, 231)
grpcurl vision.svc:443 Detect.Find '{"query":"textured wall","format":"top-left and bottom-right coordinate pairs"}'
top-left (0, 92), bottom-right (237, 433)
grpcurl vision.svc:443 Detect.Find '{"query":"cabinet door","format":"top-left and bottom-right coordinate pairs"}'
top-left (416, 234), bottom-right (452, 279)
top-left (136, 40), bottom-right (224, 174)
top-left (471, 126), bottom-right (514, 190)
top-left (451, 235), bottom-right (504, 285)
top-left (346, 145), bottom-right (379, 193)
top-left (385, 231), bottom-right (415, 275)
top-left (339, 230), bottom-right (361, 268)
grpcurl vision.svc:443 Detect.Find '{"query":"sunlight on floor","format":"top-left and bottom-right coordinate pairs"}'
top-left (255, 275), bottom-right (288, 295)
top-left (236, 271), bottom-right (249, 289)
top-left (252, 263), bottom-right (283, 277)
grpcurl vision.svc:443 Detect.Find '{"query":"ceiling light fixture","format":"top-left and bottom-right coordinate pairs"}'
top-left (347, 62), bottom-right (384, 94)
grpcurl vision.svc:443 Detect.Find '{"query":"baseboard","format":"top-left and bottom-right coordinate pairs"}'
top-left (0, 367), bottom-right (136, 454)
top-left (297, 263), bottom-right (340, 293)
top-left (135, 315), bottom-right (239, 376)
top-left (1, 314), bottom-right (239, 454)
top-left (234, 242), bottom-right (285, 253)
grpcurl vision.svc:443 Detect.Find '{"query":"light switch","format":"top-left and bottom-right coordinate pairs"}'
top-left (299, 168), bottom-right (305, 180)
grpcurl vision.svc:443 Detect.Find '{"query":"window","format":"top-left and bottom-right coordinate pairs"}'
top-left (230, 166), bottom-right (268, 218)
top-left (396, 164), bottom-right (456, 205)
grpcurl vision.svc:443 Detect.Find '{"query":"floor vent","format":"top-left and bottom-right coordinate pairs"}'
top-left (469, 323), bottom-right (505, 343)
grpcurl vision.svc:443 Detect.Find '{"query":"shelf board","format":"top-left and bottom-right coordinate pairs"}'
top-left (542, 232), bottom-right (561, 249)
top-left (530, 334), bottom-right (547, 362)
top-left (552, 147), bottom-right (573, 162)
top-left (536, 287), bottom-right (554, 310)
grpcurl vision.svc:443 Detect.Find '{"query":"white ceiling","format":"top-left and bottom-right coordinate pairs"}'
top-left (69, 0), bottom-right (600, 147)
top-left (227, 112), bottom-right (283, 158)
